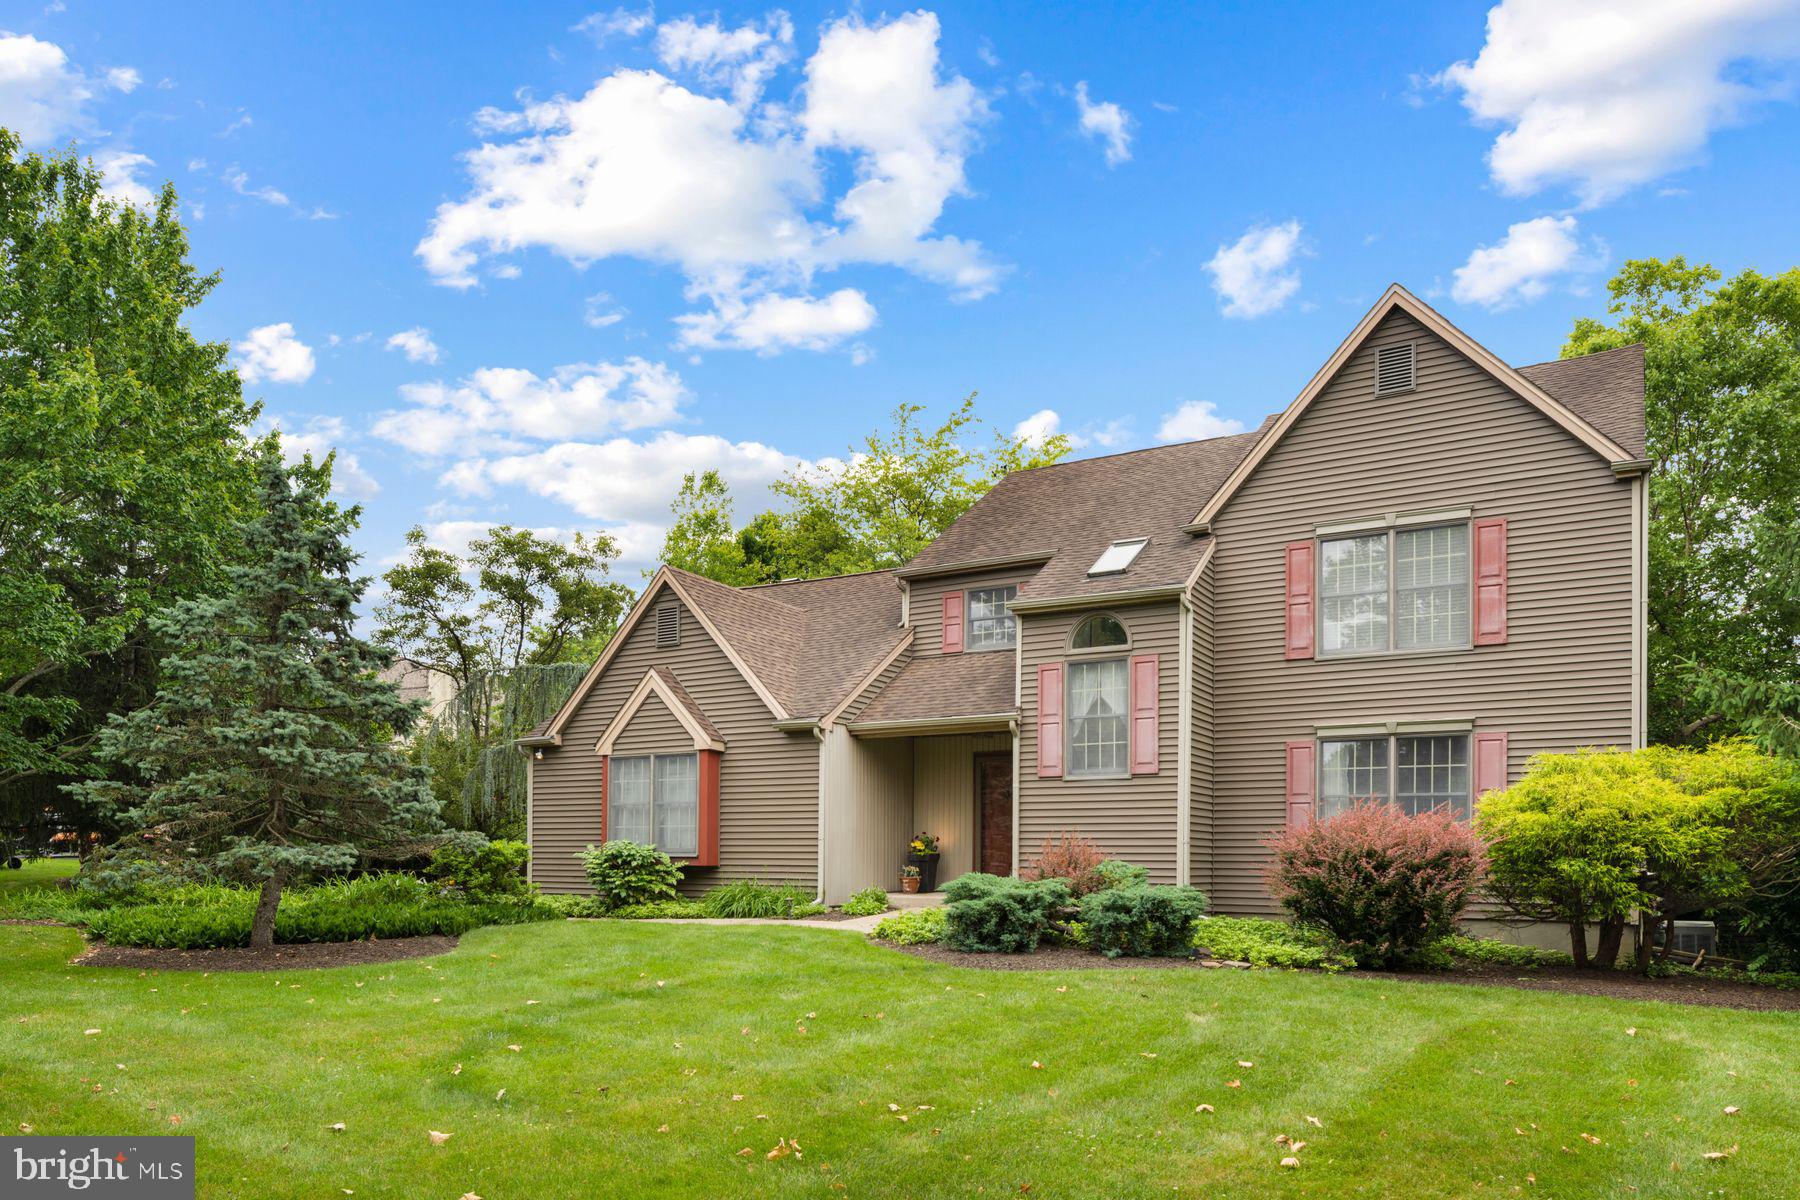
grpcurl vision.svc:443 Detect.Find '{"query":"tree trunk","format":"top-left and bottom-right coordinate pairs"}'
top-left (251, 870), bottom-right (285, 949)
top-left (1593, 917), bottom-right (1626, 969)
top-left (1569, 920), bottom-right (1589, 968)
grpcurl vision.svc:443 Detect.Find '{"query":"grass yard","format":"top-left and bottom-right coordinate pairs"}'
top-left (0, 855), bottom-right (77, 893)
top-left (2, 920), bottom-right (1797, 1199)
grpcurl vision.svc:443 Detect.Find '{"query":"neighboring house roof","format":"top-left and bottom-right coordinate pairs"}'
top-left (849, 651), bottom-right (1017, 727)
top-left (1517, 343), bottom-right (1648, 459)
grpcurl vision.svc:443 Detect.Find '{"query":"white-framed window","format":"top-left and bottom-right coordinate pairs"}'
top-left (966, 585), bottom-right (1018, 651)
top-left (1317, 732), bottom-right (1471, 820)
top-left (1319, 523), bottom-right (1468, 655)
top-left (1070, 613), bottom-right (1129, 651)
top-left (1067, 658), bottom-right (1128, 777)
top-left (609, 752), bottom-right (699, 857)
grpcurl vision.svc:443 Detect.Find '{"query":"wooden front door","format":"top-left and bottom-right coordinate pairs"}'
top-left (975, 752), bottom-right (1013, 876)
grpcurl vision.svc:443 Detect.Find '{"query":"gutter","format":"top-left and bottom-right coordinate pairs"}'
top-left (1610, 457), bottom-right (1652, 478)
top-left (894, 551), bottom-right (1054, 582)
top-left (1008, 584), bottom-right (1186, 614)
top-left (845, 712), bottom-right (1018, 738)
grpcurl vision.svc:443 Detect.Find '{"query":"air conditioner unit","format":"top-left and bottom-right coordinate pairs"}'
top-left (1655, 920), bottom-right (1716, 956)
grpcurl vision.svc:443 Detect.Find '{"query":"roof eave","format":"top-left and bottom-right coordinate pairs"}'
top-left (893, 551), bottom-right (1054, 582)
top-left (1008, 584), bottom-right (1187, 614)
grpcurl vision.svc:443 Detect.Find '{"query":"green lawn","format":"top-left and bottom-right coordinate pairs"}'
top-left (2, 919), bottom-right (1795, 1199)
top-left (0, 855), bottom-right (77, 893)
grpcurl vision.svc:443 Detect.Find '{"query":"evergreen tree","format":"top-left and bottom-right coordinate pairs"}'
top-left (70, 446), bottom-right (438, 946)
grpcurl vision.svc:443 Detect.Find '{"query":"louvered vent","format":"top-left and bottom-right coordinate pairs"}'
top-left (1375, 342), bottom-right (1416, 395)
top-left (655, 602), bottom-right (680, 648)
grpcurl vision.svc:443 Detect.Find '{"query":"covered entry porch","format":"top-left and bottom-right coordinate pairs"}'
top-left (818, 715), bottom-right (1017, 904)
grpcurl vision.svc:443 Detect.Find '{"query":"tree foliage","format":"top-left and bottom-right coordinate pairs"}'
top-left (0, 131), bottom-right (258, 803)
top-left (1564, 258), bottom-right (1800, 751)
top-left (658, 395), bottom-right (1072, 583)
top-left (1476, 741), bottom-right (1800, 969)
top-left (69, 446), bottom-right (438, 946)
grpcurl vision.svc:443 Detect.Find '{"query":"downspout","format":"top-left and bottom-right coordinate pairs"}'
top-left (812, 724), bottom-right (829, 905)
top-left (1176, 590), bottom-right (1194, 888)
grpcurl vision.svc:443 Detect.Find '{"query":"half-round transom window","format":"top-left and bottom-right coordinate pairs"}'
top-left (1071, 614), bottom-right (1128, 649)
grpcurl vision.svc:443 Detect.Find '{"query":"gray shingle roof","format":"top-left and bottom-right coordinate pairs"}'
top-left (850, 651), bottom-right (1017, 725)
top-left (1516, 343), bottom-right (1647, 459)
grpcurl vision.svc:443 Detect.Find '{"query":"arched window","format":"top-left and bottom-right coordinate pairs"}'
top-left (1071, 613), bottom-right (1129, 650)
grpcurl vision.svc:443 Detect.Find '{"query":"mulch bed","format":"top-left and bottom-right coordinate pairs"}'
top-left (881, 942), bottom-right (1800, 1010)
top-left (74, 935), bottom-right (459, 973)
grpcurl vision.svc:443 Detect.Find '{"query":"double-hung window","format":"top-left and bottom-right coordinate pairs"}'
top-left (1317, 733), bottom-right (1471, 820)
top-left (1066, 658), bottom-right (1128, 777)
top-left (609, 752), bottom-right (700, 858)
top-left (966, 586), bottom-right (1018, 651)
top-left (1319, 522), bottom-right (1468, 655)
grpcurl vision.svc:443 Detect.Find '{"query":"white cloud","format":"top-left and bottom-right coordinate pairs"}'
top-left (418, 11), bottom-right (996, 352)
top-left (0, 33), bottom-right (94, 143)
top-left (675, 287), bottom-right (875, 353)
top-left (584, 292), bottom-right (627, 328)
top-left (223, 166), bottom-right (336, 220)
top-left (93, 148), bottom-right (156, 208)
top-left (451, 431), bottom-right (803, 527)
top-left (385, 327), bottom-right (442, 364)
top-left (1010, 408), bottom-right (1133, 451)
top-left (270, 415), bottom-right (380, 498)
top-left (1435, 0), bottom-right (1800, 207)
top-left (1073, 81), bottom-right (1132, 166)
top-left (573, 7), bottom-right (655, 44)
top-left (371, 358), bottom-right (687, 457)
top-left (1204, 220), bottom-right (1305, 318)
top-left (1451, 214), bottom-right (1600, 309)
top-left (1012, 409), bottom-right (1065, 447)
top-left (234, 323), bottom-right (316, 386)
top-left (1156, 400), bottom-right (1247, 443)
top-left (104, 66), bottom-right (140, 93)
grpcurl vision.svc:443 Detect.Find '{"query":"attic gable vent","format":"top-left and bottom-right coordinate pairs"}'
top-left (1374, 342), bottom-right (1416, 396)
top-left (655, 601), bottom-right (681, 648)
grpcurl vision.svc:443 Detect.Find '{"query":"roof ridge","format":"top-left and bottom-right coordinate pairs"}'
top-left (1515, 341), bottom-right (1646, 372)
top-left (743, 566), bottom-right (899, 591)
top-left (1004, 423), bottom-right (1270, 478)
top-left (664, 563), bottom-right (807, 614)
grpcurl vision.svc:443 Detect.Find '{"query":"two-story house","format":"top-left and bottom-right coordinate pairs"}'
top-left (518, 285), bottom-right (1648, 911)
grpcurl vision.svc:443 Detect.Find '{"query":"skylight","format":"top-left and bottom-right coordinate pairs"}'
top-left (1088, 537), bottom-right (1148, 576)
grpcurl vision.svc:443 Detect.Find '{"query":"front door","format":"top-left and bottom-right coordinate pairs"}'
top-left (975, 752), bottom-right (1013, 876)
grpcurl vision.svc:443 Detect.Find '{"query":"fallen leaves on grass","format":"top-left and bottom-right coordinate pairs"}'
top-left (1702, 1145), bottom-right (1739, 1162)
top-left (1305, 1116), bottom-right (1323, 1128)
top-left (505, 1044), bottom-right (521, 1053)
top-left (84, 1028), bottom-right (101, 1036)
top-left (429, 1131), bottom-right (452, 1146)
top-left (1225, 1080), bottom-right (1241, 1089)
top-left (495, 1089), bottom-right (506, 1101)
top-left (1237, 1061), bottom-right (1254, 1069)
top-left (1279, 1157), bottom-right (1300, 1169)
top-left (766, 1137), bottom-right (802, 1161)
top-left (1194, 1104), bottom-right (1214, 1114)
top-left (1579, 1133), bottom-right (1602, 1145)
top-left (1625, 1027), bottom-right (1637, 1037)
top-left (1723, 1106), bottom-right (1740, 1115)
top-left (326, 1122), bottom-right (346, 1132)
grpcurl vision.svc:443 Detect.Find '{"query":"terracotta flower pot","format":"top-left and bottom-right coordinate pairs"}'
top-left (900, 876), bottom-right (921, 894)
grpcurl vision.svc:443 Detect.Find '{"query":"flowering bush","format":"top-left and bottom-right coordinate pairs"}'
top-left (1021, 833), bottom-right (1109, 897)
top-left (1264, 802), bottom-right (1486, 967)
top-left (907, 832), bottom-right (940, 856)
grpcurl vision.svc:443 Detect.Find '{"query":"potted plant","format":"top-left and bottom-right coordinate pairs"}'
top-left (899, 864), bottom-right (921, 894)
top-left (906, 832), bottom-right (941, 892)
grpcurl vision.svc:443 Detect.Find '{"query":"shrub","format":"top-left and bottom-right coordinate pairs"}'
top-left (871, 906), bottom-right (946, 945)
top-left (605, 898), bottom-right (708, 919)
top-left (700, 879), bottom-right (814, 919)
top-left (1021, 833), bottom-right (1108, 897)
top-left (1093, 859), bottom-right (1149, 891)
top-left (941, 873), bottom-right (1072, 953)
top-left (1437, 934), bottom-right (1572, 970)
top-left (578, 841), bottom-right (683, 909)
top-left (1265, 801), bottom-right (1486, 967)
top-left (539, 893), bottom-right (607, 918)
top-left (71, 844), bottom-right (199, 908)
top-left (1078, 885), bottom-right (1209, 958)
top-left (428, 833), bottom-right (531, 900)
top-left (841, 886), bottom-right (890, 917)
top-left (1192, 916), bottom-right (1355, 971)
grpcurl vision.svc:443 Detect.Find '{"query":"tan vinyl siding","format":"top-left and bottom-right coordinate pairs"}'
top-left (820, 728), bottom-right (914, 903)
top-left (528, 583), bottom-right (819, 894)
top-left (913, 732), bottom-right (1012, 880)
top-left (610, 693), bottom-right (694, 755)
top-left (908, 568), bottom-right (1038, 657)
top-left (1189, 567), bottom-right (1217, 893)
top-left (1208, 310), bottom-right (1635, 914)
top-left (1017, 602), bottom-right (1183, 882)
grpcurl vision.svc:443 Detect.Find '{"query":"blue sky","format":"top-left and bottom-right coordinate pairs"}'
top-left (6, 1), bottom-right (1799, 580)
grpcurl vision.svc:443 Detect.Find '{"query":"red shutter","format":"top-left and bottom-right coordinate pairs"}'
top-left (1473, 731), bottom-right (1509, 800)
top-left (1129, 654), bottom-right (1160, 774)
top-left (941, 592), bottom-right (965, 654)
top-left (690, 748), bottom-right (721, 867)
top-left (1284, 740), bottom-right (1316, 828)
top-left (599, 755), bottom-right (609, 843)
top-left (1036, 663), bottom-right (1064, 778)
top-left (1284, 541), bottom-right (1315, 660)
top-left (1472, 517), bottom-right (1508, 645)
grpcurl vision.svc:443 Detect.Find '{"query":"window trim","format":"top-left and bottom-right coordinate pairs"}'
top-left (1066, 612), bottom-right (1132, 656)
top-left (1316, 518), bottom-right (1472, 658)
top-left (1064, 654), bottom-right (1131, 779)
top-left (962, 584), bottom-right (1019, 653)
top-left (1315, 729), bottom-right (1473, 820)
top-left (607, 750), bottom-right (701, 858)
